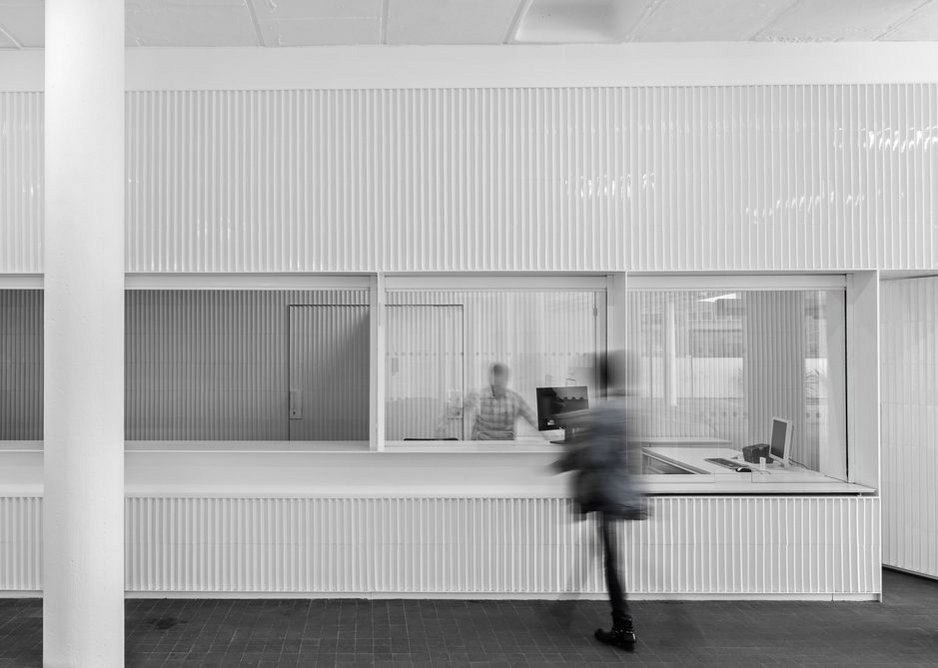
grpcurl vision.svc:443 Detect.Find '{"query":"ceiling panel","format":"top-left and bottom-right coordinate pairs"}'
top-left (270, 17), bottom-right (382, 46)
top-left (515, 0), bottom-right (654, 43)
top-left (253, 0), bottom-right (384, 20)
top-left (881, 1), bottom-right (938, 40)
top-left (250, 0), bottom-right (382, 46)
top-left (387, 0), bottom-right (523, 45)
top-left (0, 0), bottom-right (934, 48)
top-left (0, 28), bottom-right (16, 48)
top-left (633, 0), bottom-right (797, 41)
top-left (126, 1), bottom-right (259, 46)
top-left (0, 0), bottom-right (42, 47)
top-left (755, 0), bottom-right (926, 41)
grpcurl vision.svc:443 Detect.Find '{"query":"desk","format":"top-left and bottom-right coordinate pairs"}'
top-left (642, 446), bottom-right (874, 494)
top-left (634, 436), bottom-right (731, 449)
top-left (644, 446), bottom-right (751, 474)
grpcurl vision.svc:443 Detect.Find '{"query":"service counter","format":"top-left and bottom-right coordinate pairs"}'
top-left (0, 441), bottom-right (880, 600)
top-left (0, 439), bottom-right (874, 497)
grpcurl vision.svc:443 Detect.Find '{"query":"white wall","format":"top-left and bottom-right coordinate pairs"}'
top-left (881, 277), bottom-right (938, 579)
top-left (0, 43), bottom-right (906, 599)
top-left (1, 45), bottom-right (937, 275)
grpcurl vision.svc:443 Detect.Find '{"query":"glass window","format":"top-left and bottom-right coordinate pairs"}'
top-left (125, 290), bottom-right (370, 444)
top-left (628, 289), bottom-right (848, 478)
top-left (385, 289), bottom-right (604, 444)
top-left (0, 290), bottom-right (42, 441)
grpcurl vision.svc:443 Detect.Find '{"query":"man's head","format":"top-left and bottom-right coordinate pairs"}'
top-left (489, 363), bottom-right (509, 392)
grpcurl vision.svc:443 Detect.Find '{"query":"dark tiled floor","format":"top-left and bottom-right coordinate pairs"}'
top-left (2, 569), bottom-right (937, 667)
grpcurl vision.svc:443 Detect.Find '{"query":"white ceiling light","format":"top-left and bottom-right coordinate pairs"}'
top-left (513, 0), bottom-right (652, 43)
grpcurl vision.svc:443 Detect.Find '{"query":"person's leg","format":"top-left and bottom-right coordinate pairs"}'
top-left (599, 513), bottom-right (627, 618)
top-left (595, 512), bottom-right (635, 649)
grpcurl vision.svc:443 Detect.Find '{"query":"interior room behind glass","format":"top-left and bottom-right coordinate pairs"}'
top-left (628, 288), bottom-right (848, 480)
top-left (385, 288), bottom-right (605, 444)
top-left (125, 289), bottom-right (370, 444)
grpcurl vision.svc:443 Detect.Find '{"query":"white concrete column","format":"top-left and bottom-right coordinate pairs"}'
top-left (43, 1), bottom-right (125, 666)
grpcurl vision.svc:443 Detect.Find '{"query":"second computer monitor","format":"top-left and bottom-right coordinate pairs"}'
top-left (769, 417), bottom-right (793, 466)
top-left (535, 386), bottom-right (588, 431)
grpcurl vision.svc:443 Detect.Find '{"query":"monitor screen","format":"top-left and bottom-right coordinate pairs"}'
top-left (536, 386), bottom-right (588, 431)
top-left (770, 418), bottom-right (790, 460)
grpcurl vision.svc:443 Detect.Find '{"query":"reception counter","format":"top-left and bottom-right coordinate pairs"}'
top-left (0, 442), bottom-right (880, 600)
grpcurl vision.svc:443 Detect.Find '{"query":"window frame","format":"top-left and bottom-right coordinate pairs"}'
top-left (621, 272), bottom-right (866, 492)
top-left (379, 273), bottom-right (610, 451)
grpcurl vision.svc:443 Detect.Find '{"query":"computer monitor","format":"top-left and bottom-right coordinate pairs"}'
top-left (769, 417), bottom-right (792, 466)
top-left (536, 386), bottom-right (588, 431)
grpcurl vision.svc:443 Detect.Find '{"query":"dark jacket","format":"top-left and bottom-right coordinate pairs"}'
top-left (554, 398), bottom-right (646, 520)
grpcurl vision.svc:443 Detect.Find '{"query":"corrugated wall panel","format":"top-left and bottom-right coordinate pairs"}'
top-left (0, 495), bottom-right (881, 595)
top-left (385, 304), bottom-right (464, 439)
top-left (125, 289), bottom-right (367, 440)
top-left (122, 86), bottom-right (938, 273)
top-left (0, 496), bottom-right (42, 591)
top-left (119, 496), bottom-right (880, 595)
top-left (881, 277), bottom-right (938, 579)
top-left (288, 305), bottom-right (370, 440)
top-left (0, 84), bottom-right (938, 273)
top-left (745, 292), bottom-right (810, 467)
top-left (0, 290), bottom-right (42, 440)
top-left (0, 93), bottom-right (42, 274)
top-left (4, 85), bottom-right (936, 273)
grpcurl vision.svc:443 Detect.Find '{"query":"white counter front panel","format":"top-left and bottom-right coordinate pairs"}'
top-left (1, 492), bottom-right (879, 599)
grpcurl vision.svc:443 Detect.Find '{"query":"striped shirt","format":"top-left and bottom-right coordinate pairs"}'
top-left (467, 386), bottom-right (537, 440)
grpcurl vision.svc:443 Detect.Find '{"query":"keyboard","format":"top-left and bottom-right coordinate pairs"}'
top-left (704, 457), bottom-right (740, 469)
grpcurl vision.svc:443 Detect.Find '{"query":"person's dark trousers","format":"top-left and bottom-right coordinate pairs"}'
top-left (599, 511), bottom-right (628, 620)
top-left (594, 511), bottom-right (635, 649)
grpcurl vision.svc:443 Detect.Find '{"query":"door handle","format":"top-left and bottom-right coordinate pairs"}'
top-left (289, 389), bottom-right (302, 420)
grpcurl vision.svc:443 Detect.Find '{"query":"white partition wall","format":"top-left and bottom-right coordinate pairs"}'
top-left (5, 44), bottom-right (932, 601)
top-left (882, 277), bottom-right (938, 580)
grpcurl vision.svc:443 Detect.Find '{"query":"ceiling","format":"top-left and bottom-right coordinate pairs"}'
top-left (0, 0), bottom-right (936, 48)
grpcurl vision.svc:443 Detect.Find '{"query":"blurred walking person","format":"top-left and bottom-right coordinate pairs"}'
top-left (553, 350), bottom-right (646, 651)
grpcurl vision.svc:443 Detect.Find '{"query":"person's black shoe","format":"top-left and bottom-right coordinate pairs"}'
top-left (595, 614), bottom-right (636, 651)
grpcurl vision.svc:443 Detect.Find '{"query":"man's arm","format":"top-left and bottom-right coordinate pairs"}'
top-left (515, 392), bottom-right (538, 430)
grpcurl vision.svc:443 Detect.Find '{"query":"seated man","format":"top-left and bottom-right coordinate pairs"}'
top-left (466, 363), bottom-right (536, 440)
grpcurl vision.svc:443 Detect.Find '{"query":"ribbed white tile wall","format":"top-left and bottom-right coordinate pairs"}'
top-left (745, 292), bottom-right (810, 467)
top-left (0, 93), bottom-right (42, 274)
top-left (122, 86), bottom-right (938, 273)
top-left (125, 290), bottom-right (367, 440)
top-left (0, 496), bottom-right (41, 591)
top-left (117, 496), bottom-right (879, 595)
top-left (3, 85), bottom-right (936, 274)
top-left (0, 495), bottom-right (882, 594)
top-left (881, 277), bottom-right (938, 579)
top-left (0, 289), bottom-right (42, 440)
top-left (288, 304), bottom-right (370, 440)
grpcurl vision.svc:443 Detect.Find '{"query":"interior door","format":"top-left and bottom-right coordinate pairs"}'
top-left (288, 305), bottom-right (369, 441)
top-left (386, 305), bottom-right (464, 440)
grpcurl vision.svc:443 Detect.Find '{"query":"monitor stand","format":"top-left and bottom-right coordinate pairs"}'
top-left (550, 426), bottom-right (579, 445)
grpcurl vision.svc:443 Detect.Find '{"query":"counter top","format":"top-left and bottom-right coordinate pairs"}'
top-left (0, 447), bottom-right (875, 497)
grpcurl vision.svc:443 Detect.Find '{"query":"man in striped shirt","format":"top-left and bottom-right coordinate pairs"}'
top-left (466, 363), bottom-right (537, 440)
